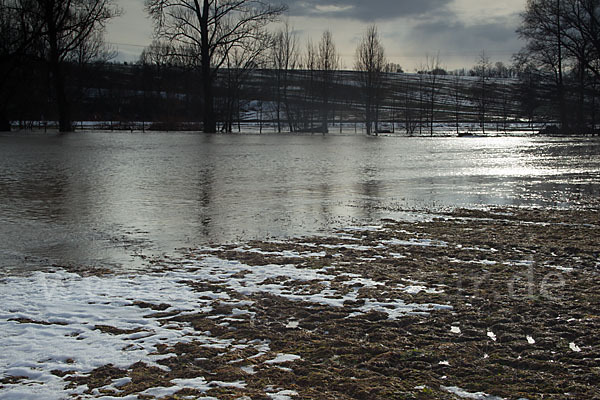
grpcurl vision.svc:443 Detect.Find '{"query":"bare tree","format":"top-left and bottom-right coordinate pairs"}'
top-left (31, 0), bottom-right (121, 132)
top-left (316, 30), bottom-right (339, 134)
top-left (474, 50), bottom-right (492, 134)
top-left (424, 52), bottom-right (442, 136)
top-left (146, 0), bottom-right (285, 133)
top-left (518, 0), bottom-right (568, 129)
top-left (403, 76), bottom-right (417, 135)
top-left (0, 0), bottom-right (40, 130)
top-left (355, 25), bottom-right (386, 135)
top-left (270, 21), bottom-right (299, 132)
top-left (139, 40), bottom-right (184, 67)
top-left (513, 52), bottom-right (542, 130)
top-left (453, 74), bottom-right (462, 136)
top-left (302, 38), bottom-right (318, 131)
top-left (219, 32), bottom-right (268, 132)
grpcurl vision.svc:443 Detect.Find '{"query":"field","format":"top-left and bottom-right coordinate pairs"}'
top-left (2, 207), bottom-right (599, 399)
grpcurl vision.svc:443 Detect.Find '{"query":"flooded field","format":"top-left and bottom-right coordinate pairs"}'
top-left (1, 207), bottom-right (599, 399)
top-left (1, 132), bottom-right (600, 399)
top-left (1, 131), bottom-right (599, 272)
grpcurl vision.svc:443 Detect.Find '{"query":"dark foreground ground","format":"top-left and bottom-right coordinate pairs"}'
top-left (4, 207), bottom-right (600, 399)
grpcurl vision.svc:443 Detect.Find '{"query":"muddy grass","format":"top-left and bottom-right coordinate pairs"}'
top-left (9, 207), bottom-right (600, 399)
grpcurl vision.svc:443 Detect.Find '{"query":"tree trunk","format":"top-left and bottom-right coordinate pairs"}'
top-left (0, 114), bottom-right (10, 131)
top-left (365, 96), bottom-right (371, 135)
top-left (578, 62), bottom-right (585, 132)
top-left (48, 33), bottom-right (72, 131)
top-left (200, 0), bottom-right (216, 133)
top-left (556, 0), bottom-right (567, 131)
top-left (52, 61), bottom-right (72, 132)
top-left (322, 95), bottom-right (328, 134)
top-left (201, 63), bottom-right (216, 133)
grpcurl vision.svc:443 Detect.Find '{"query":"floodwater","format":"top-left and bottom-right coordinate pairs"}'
top-left (1, 131), bottom-right (599, 272)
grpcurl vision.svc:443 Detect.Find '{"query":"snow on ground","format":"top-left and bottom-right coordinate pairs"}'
top-left (441, 385), bottom-right (506, 400)
top-left (0, 241), bottom-right (450, 398)
top-left (0, 268), bottom-right (242, 398)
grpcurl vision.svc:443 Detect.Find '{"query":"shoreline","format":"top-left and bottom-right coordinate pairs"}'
top-left (1, 206), bottom-right (599, 399)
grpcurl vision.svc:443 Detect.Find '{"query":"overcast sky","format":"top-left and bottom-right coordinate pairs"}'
top-left (105, 0), bottom-right (526, 71)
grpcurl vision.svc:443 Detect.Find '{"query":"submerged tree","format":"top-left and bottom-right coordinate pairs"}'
top-left (219, 29), bottom-right (268, 133)
top-left (423, 52), bottom-right (442, 136)
top-left (517, 0), bottom-right (600, 131)
top-left (0, 0), bottom-right (43, 131)
top-left (270, 21), bottom-right (299, 133)
top-left (33, 0), bottom-right (120, 132)
top-left (518, 0), bottom-right (567, 129)
top-left (316, 30), bottom-right (339, 134)
top-left (474, 50), bottom-right (492, 134)
top-left (355, 25), bottom-right (386, 135)
top-left (146, 0), bottom-right (286, 133)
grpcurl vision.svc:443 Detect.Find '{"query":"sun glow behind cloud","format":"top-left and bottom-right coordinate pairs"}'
top-left (315, 4), bottom-right (355, 13)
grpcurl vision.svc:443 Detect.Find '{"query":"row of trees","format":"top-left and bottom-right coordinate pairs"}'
top-left (123, 0), bottom-right (600, 134)
top-left (3, 0), bottom-right (600, 134)
top-left (517, 0), bottom-right (600, 133)
top-left (0, 0), bottom-right (120, 132)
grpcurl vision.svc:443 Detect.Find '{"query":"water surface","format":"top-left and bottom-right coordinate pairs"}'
top-left (1, 132), bottom-right (599, 272)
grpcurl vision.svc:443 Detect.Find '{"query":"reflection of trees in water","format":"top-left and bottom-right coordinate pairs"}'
top-left (316, 182), bottom-right (332, 222)
top-left (355, 163), bottom-right (382, 221)
top-left (196, 167), bottom-right (214, 237)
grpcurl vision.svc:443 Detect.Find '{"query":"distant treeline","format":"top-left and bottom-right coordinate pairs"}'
top-left (3, 59), bottom-right (600, 135)
top-left (3, 0), bottom-right (600, 135)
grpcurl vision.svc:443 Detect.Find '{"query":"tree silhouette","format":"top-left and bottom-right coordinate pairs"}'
top-left (146, 0), bottom-right (285, 133)
top-left (355, 25), bottom-right (386, 135)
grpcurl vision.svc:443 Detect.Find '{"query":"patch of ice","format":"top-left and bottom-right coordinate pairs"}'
top-left (569, 342), bottom-right (581, 352)
top-left (505, 260), bottom-right (535, 267)
top-left (265, 354), bottom-right (302, 364)
top-left (546, 265), bottom-right (574, 272)
top-left (344, 225), bottom-right (383, 232)
top-left (319, 243), bottom-right (386, 251)
top-left (450, 258), bottom-right (497, 265)
top-left (267, 389), bottom-right (299, 399)
top-left (240, 365), bottom-right (256, 375)
top-left (451, 326), bottom-right (461, 334)
top-left (389, 252), bottom-right (407, 259)
top-left (285, 320), bottom-right (299, 329)
top-left (404, 285), bottom-right (443, 294)
top-left (112, 377), bottom-right (132, 388)
top-left (236, 247), bottom-right (326, 259)
top-left (441, 385), bottom-right (505, 399)
top-left (358, 299), bottom-right (451, 319)
top-left (382, 238), bottom-right (448, 247)
top-left (140, 378), bottom-right (244, 398)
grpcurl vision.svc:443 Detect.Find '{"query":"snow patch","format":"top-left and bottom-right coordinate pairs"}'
top-left (267, 389), bottom-right (299, 399)
top-left (569, 342), bottom-right (582, 352)
top-left (265, 354), bottom-right (302, 365)
top-left (441, 385), bottom-right (505, 399)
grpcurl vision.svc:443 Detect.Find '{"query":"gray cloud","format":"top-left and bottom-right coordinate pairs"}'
top-left (284, 0), bottom-right (453, 21)
top-left (412, 18), bottom-right (517, 44)
top-left (404, 15), bottom-right (523, 61)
